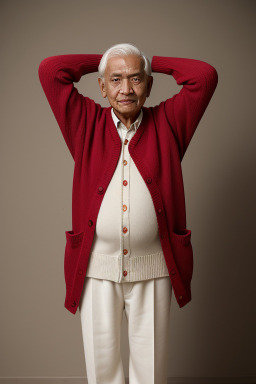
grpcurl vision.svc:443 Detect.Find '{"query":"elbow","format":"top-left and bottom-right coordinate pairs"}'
top-left (201, 64), bottom-right (219, 94)
top-left (206, 63), bottom-right (219, 88)
top-left (199, 60), bottom-right (219, 88)
top-left (38, 56), bottom-right (59, 83)
top-left (209, 65), bottom-right (218, 87)
top-left (38, 58), bottom-right (49, 81)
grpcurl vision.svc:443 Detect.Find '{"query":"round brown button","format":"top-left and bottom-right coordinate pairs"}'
top-left (98, 186), bottom-right (104, 194)
top-left (123, 160), bottom-right (127, 165)
top-left (123, 180), bottom-right (128, 186)
top-left (158, 208), bottom-right (162, 213)
top-left (123, 227), bottom-right (128, 234)
top-left (123, 270), bottom-right (127, 276)
top-left (123, 249), bottom-right (128, 255)
top-left (88, 220), bottom-right (93, 227)
top-left (146, 177), bottom-right (152, 183)
top-left (71, 301), bottom-right (76, 307)
top-left (123, 205), bottom-right (127, 212)
top-left (124, 139), bottom-right (129, 145)
top-left (179, 296), bottom-right (183, 300)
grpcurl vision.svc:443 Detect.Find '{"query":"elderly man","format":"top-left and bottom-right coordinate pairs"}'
top-left (38, 43), bottom-right (218, 384)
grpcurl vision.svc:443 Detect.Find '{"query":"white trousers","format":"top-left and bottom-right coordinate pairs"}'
top-left (79, 276), bottom-right (172, 384)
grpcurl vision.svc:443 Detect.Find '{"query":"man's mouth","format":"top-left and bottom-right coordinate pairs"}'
top-left (118, 100), bottom-right (135, 104)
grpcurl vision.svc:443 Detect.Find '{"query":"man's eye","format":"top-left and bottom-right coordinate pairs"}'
top-left (112, 78), bottom-right (120, 82)
top-left (133, 78), bottom-right (140, 82)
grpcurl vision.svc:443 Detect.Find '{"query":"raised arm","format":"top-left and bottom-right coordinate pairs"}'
top-left (151, 56), bottom-right (218, 160)
top-left (38, 54), bottom-right (103, 159)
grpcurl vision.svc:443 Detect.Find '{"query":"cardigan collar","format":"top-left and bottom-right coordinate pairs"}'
top-left (106, 106), bottom-right (149, 153)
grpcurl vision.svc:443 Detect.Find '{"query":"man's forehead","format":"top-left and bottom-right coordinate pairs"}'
top-left (106, 55), bottom-right (144, 74)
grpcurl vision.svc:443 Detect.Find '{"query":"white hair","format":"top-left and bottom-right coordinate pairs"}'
top-left (98, 43), bottom-right (152, 83)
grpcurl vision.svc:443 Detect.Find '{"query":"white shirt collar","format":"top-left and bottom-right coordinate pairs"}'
top-left (111, 107), bottom-right (143, 132)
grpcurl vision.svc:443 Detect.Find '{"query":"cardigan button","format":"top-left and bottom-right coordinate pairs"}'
top-left (71, 300), bottom-right (76, 307)
top-left (179, 296), bottom-right (183, 300)
top-left (123, 270), bottom-right (128, 276)
top-left (98, 186), bottom-right (104, 194)
top-left (158, 208), bottom-right (162, 214)
top-left (170, 268), bottom-right (176, 275)
top-left (88, 220), bottom-right (93, 227)
top-left (146, 177), bottom-right (152, 183)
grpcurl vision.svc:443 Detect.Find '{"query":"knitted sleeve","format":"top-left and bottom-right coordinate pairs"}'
top-left (38, 54), bottom-right (102, 159)
top-left (151, 56), bottom-right (218, 160)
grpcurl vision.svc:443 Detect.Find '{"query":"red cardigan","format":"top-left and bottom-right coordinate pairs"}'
top-left (38, 54), bottom-right (218, 315)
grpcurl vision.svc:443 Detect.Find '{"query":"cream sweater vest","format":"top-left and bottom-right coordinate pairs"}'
top-left (85, 108), bottom-right (169, 282)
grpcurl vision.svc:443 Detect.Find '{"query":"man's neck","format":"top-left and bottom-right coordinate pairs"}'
top-left (113, 109), bottom-right (141, 129)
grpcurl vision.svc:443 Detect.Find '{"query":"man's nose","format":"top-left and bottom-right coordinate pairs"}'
top-left (120, 79), bottom-right (133, 94)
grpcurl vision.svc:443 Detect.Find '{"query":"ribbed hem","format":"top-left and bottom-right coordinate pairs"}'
top-left (85, 251), bottom-right (170, 282)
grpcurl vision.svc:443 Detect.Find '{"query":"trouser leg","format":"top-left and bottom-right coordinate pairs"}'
top-left (79, 277), bottom-right (126, 384)
top-left (124, 277), bottom-right (172, 384)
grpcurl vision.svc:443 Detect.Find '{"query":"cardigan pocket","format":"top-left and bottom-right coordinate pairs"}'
top-left (64, 230), bottom-right (84, 290)
top-left (170, 229), bottom-right (193, 285)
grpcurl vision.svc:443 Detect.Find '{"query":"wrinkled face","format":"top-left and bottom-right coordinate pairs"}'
top-left (98, 54), bottom-right (153, 121)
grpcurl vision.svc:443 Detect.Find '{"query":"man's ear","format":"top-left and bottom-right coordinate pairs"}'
top-left (146, 75), bottom-right (153, 98)
top-left (98, 77), bottom-right (107, 98)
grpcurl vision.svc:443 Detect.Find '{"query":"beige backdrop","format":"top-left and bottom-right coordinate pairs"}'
top-left (1, 0), bottom-right (256, 383)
